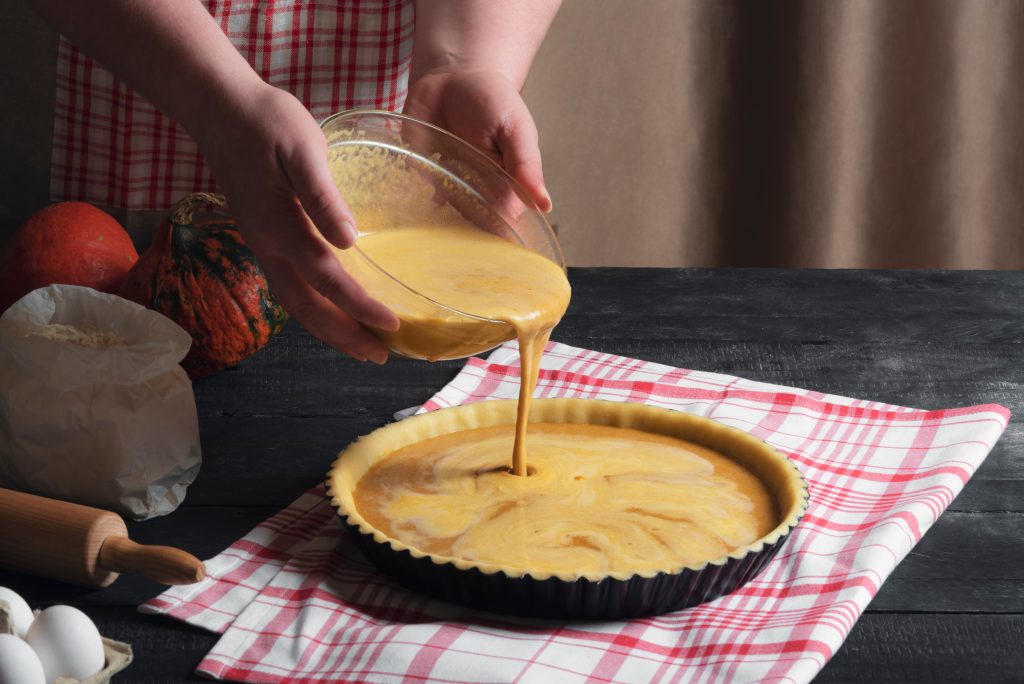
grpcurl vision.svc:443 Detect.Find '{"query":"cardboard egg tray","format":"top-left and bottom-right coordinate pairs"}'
top-left (0, 600), bottom-right (132, 683)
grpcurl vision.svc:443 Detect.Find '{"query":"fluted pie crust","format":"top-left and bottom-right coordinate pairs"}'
top-left (327, 398), bottom-right (808, 602)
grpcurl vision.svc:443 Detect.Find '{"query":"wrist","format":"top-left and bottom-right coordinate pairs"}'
top-left (411, 58), bottom-right (522, 90)
top-left (184, 75), bottom-right (275, 151)
top-left (410, 0), bottom-right (560, 90)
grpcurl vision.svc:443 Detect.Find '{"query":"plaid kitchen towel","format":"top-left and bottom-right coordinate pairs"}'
top-left (141, 341), bottom-right (1010, 683)
top-left (52, 0), bottom-right (414, 210)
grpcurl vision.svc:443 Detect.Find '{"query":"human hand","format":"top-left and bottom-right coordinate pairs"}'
top-left (193, 83), bottom-right (399, 363)
top-left (403, 68), bottom-right (552, 213)
top-left (27, 0), bottom-right (400, 363)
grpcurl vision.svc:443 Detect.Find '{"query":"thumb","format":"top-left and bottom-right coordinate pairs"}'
top-left (494, 105), bottom-right (552, 213)
top-left (280, 137), bottom-right (359, 249)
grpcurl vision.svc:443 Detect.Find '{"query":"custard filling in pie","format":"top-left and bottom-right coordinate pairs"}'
top-left (353, 422), bottom-right (777, 577)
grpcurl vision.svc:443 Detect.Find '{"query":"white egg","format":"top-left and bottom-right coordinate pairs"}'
top-left (0, 587), bottom-right (34, 638)
top-left (24, 605), bottom-right (105, 684)
top-left (0, 633), bottom-right (46, 684)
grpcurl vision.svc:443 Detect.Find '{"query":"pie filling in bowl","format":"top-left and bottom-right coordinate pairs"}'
top-left (327, 399), bottom-right (809, 619)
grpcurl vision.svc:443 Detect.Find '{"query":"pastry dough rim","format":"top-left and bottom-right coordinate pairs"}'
top-left (326, 398), bottom-right (809, 583)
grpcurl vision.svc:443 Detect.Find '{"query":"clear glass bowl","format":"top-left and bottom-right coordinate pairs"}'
top-left (321, 110), bottom-right (566, 361)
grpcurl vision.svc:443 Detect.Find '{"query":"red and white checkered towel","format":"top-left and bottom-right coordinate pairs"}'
top-left (141, 341), bottom-right (1009, 683)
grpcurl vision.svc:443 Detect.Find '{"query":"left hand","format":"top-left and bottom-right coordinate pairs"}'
top-left (403, 68), bottom-right (552, 213)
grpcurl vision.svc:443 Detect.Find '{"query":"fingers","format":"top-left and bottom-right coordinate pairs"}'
top-left (297, 237), bottom-right (401, 332)
top-left (235, 183), bottom-right (400, 362)
top-left (279, 131), bottom-right (359, 249)
top-left (270, 203), bottom-right (400, 333)
top-left (270, 133), bottom-right (401, 334)
top-left (494, 104), bottom-right (553, 213)
top-left (407, 71), bottom-right (553, 213)
top-left (262, 257), bottom-right (390, 364)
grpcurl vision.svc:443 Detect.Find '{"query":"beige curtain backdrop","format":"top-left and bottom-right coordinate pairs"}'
top-left (524, 0), bottom-right (1024, 267)
top-left (2, 0), bottom-right (1023, 268)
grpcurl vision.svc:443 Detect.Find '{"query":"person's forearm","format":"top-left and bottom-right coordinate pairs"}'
top-left (26, 0), bottom-right (263, 140)
top-left (410, 0), bottom-right (561, 88)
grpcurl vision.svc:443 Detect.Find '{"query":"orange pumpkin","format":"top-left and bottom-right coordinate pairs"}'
top-left (0, 202), bottom-right (139, 312)
top-left (119, 193), bottom-right (288, 380)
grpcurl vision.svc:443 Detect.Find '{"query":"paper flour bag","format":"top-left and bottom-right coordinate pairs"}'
top-left (0, 285), bottom-right (201, 519)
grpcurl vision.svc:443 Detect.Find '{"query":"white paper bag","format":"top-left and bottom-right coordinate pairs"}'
top-left (0, 285), bottom-right (201, 519)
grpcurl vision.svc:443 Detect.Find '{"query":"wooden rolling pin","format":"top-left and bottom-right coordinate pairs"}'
top-left (0, 488), bottom-right (205, 588)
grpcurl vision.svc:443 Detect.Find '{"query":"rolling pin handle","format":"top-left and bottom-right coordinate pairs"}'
top-left (98, 537), bottom-right (205, 585)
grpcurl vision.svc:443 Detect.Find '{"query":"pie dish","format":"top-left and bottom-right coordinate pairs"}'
top-left (326, 398), bottom-right (809, 619)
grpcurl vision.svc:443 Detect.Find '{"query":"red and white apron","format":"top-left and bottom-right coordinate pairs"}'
top-left (50, 0), bottom-right (415, 211)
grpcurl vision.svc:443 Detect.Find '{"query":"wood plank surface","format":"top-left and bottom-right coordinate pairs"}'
top-left (2, 267), bottom-right (1021, 682)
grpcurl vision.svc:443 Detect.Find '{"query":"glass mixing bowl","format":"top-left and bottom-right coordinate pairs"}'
top-left (320, 110), bottom-right (566, 361)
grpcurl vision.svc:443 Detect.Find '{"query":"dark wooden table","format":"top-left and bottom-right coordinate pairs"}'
top-left (4, 268), bottom-right (1023, 682)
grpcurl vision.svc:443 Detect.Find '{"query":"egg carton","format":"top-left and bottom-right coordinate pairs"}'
top-left (0, 600), bottom-right (132, 683)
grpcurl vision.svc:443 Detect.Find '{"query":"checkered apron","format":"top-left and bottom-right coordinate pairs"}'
top-left (143, 341), bottom-right (1009, 683)
top-left (50, 0), bottom-right (415, 210)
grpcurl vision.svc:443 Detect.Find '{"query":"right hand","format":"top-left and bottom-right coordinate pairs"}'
top-left (192, 83), bottom-right (399, 364)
